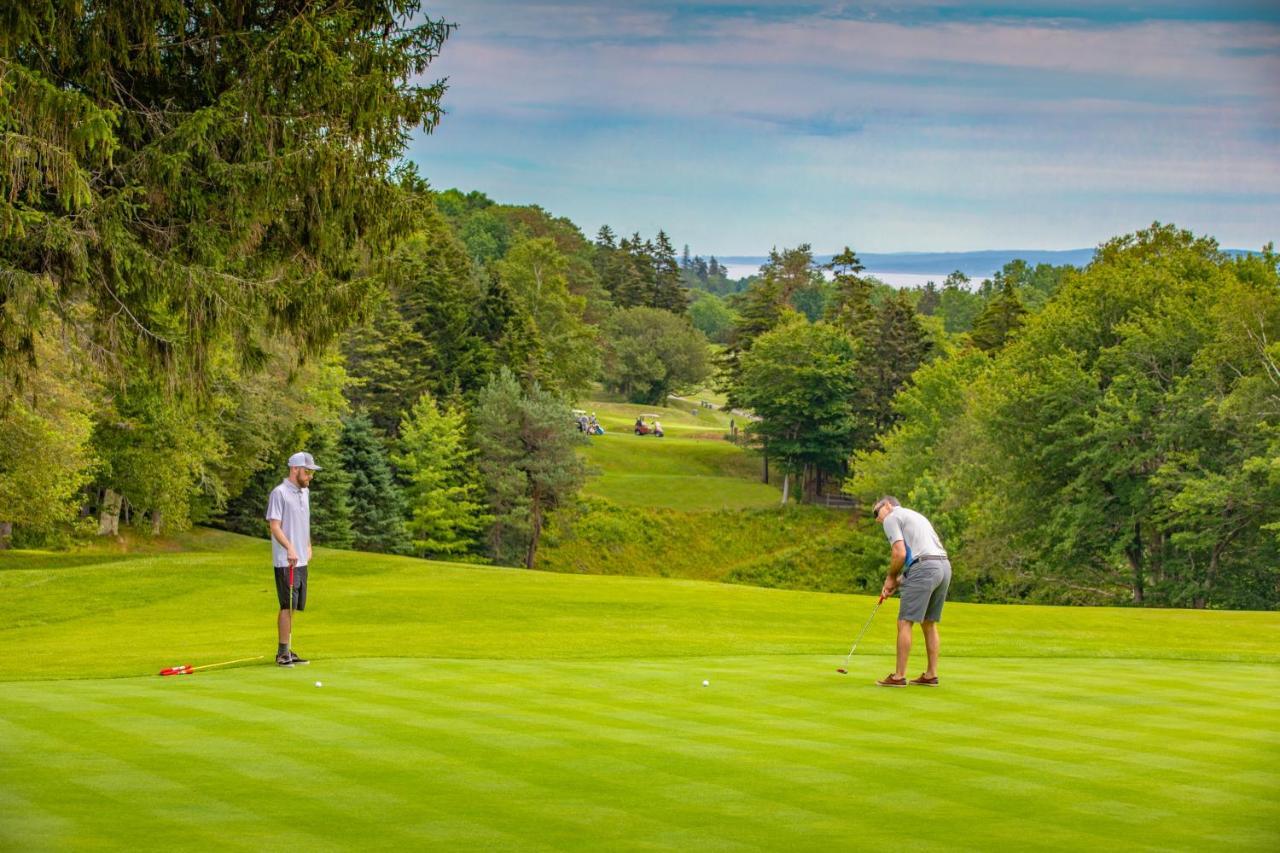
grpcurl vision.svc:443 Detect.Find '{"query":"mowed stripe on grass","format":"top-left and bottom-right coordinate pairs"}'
top-left (1, 657), bottom-right (1277, 850)
top-left (1, 534), bottom-right (1278, 850)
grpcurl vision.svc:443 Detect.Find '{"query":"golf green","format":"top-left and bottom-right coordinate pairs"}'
top-left (2, 532), bottom-right (1278, 850)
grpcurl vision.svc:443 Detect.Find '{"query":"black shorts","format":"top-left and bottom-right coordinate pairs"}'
top-left (274, 565), bottom-right (308, 611)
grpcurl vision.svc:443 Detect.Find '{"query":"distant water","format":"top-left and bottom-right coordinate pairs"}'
top-left (720, 264), bottom-right (944, 288)
top-left (719, 247), bottom-right (1256, 288)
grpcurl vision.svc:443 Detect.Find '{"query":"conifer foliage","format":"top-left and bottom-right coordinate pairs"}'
top-left (0, 1), bottom-right (452, 392)
top-left (392, 393), bottom-right (488, 557)
top-left (473, 369), bottom-right (587, 568)
top-left (339, 411), bottom-right (411, 554)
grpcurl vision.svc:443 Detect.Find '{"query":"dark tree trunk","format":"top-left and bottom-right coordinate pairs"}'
top-left (802, 464), bottom-right (819, 503)
top-left (1127, 522), bottom-right (1144, 605)
top-left (525, 499), bottom-right (542, 569)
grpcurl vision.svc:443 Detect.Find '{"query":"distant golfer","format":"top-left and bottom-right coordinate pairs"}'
top-left (872, 496), bottom-right (951, 687)
top-left (266, 452), bottom-right (321, 667)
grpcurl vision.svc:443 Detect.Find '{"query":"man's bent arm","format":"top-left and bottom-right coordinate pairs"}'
top-left (887, 540), bottom-right (907, 578)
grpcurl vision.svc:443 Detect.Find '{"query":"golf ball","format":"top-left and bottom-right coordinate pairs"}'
top-left (315, 681), bottom-right (323, 688)
top-left (702, 680), bottom-right (710, 687)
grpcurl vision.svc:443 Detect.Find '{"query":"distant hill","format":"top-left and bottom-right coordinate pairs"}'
top-left (719, 248), bottom-right (1259, 279)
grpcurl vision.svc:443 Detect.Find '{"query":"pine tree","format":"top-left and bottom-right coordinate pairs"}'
top-left (917, 281), bottom-right (941, 316)
top-left (343, 295), bottom-right (434, 436)
top-left (862, 294), bottom-right (935, 442)
top-left (475, 273), bottom-right (544, 386)
top-left (824, 247), bottom-right (874, 337)
top-left (652, 230), bottom-right (686, 312)
top-left (939, 271), bottom-right (984, 333)
top-left (971, 279), bottom-right (1028, 353)
top-left (339, 411), bottom-right (410, 554)
top-left (473, 368), bottom-right (587, 568)
top-left (718, 246), bottom-right (817, 407)
top-left (344, 185), bottom-right (493, 437)
top-left (392, 393), bottom-right (488, 557)
top-left (0, 2), bottom-right (453, 398)
top-left (611, 235), bottom-right (653, 308)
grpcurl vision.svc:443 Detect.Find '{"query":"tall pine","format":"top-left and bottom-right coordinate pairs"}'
top-left (392, 393), bottom-right (488, 558)
top-left (339, 411), bottom-right (410, 554)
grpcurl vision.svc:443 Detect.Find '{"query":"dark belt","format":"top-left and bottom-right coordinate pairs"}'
top-left (910, 554), bottom-right (949, 566)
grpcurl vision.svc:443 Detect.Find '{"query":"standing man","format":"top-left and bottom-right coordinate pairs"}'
top-left (266, 452), bottom-right (321, 667)
top-left (872, 496), bottom-right (951, 687)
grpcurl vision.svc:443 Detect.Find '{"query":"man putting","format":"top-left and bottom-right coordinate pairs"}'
top-left (266, 452), bottom-right (320, 667)
top-left (872, 496), bottom-right (951, 687)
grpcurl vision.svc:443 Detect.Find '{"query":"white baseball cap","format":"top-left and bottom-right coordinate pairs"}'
top-left (287, 451), bottom-right (322, 470)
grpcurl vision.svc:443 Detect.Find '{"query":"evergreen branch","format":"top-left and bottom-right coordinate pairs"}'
top-left (97, 274), bottom-right (175, 347)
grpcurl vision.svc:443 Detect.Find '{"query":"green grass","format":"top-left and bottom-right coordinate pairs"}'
top-left (2, 531), bottom-right (1279, 850)
top-left (575, 398), bottom-right (777, 511)
top-left (539, 504), bottom-right (876, 589)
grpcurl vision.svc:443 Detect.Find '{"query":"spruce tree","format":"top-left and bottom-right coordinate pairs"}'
top-left (824, 247), bottom-right (874, 337)
top-left (917, 281), bottom-right (942, 316)
top-left (971, 279), bottom-right (1028, 353)
top-left (392, 393), bottom-right (488, 557)
top-left (862, 293), bottom-right (935, 441)
top-left (652, 230), bottom-right (687, 313)
top-left (339, 411), bottom-right (410, 554)
top-left (473, 369), bottom-right (587, 568)
top-left (718, 246), bottom-right (817, 408)
top-left (1, 1), bottom-right (453, 396)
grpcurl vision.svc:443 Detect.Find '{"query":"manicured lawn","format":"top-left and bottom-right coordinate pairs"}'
top-left (576, 398), bottom-right (778, 511)
top-left (1, 532), bottom-right (1278, 850)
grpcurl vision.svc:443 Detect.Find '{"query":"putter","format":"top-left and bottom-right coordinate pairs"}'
top-left (159, 655), bottom-right (265, 676)
top-left (836, 593), bottom-right (886, 674)
top-left (286, 559), bottom-right (296, 659)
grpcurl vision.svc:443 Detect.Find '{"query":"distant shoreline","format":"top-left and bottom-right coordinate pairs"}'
top-left (715, 247), bottom-right (1258, 281)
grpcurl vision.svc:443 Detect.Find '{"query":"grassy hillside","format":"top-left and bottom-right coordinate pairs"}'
top-left (539, 503), bottom-right (884, 592)
top-left (574, 397), bottom-right (780, 512)
top-left (553, 397), bottom-right (875, 591)
top-left (1, 533), bottom-right (1278, 850)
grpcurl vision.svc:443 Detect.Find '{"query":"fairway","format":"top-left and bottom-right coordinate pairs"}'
top-left (2, 532), bottom-right (1278, 851)
top-left (576, 397), bottom-right (782, 512)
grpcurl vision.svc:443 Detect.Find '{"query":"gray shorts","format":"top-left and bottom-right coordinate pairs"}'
top-left (898, 559), bottom-right (951, 622)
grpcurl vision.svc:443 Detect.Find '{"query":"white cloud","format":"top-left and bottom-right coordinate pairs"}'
top-left (417, 2), bottom-right (1280, 250)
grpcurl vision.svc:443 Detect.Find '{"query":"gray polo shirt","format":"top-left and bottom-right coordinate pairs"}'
top-left (882, 507), bottom-right (947, 565)
top-left (266, 478), bottom-right (310, 567)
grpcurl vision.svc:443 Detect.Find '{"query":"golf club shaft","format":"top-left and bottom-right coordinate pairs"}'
top-left (160, 655), bottom-right (265, 676)
top-left (841, 594), bottom-right (886, 666)
top-left (287, 561), bottom-right (295, 656)
top-left (190, 655), bottom-right (264, 672)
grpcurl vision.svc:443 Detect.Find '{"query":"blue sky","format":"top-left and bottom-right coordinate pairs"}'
top-left (406, 1), bottom-right (1280, 254)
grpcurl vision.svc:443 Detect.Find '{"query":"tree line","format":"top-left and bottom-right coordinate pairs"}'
top-left (718, 230), bottom-right (1279, 609)
top-left (3, 2), bottom-right (1276, 608)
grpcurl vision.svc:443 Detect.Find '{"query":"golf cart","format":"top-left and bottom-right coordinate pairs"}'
top-left (634, 414), bottom-right (664, 437)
